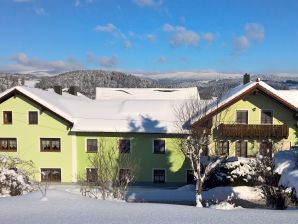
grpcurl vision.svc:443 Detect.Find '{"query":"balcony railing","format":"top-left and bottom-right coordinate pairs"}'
top-left (216, 124), bottom-right (289, 139)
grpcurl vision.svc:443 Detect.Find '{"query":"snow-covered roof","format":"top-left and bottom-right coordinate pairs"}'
top-left (96, 87), bottom-right (199, 100)
top-left (277, 90), bottom-right (298, 108)
top-left (0, 86), bottom-right (198, 134)
top-left (193, 79), bottom-right (298, 125)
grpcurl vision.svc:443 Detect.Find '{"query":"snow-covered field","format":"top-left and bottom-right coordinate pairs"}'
top-left (0, 189), bottom-right (297, 224)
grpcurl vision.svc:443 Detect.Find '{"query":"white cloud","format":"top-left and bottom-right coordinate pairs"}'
top-left (245, 23), bottom-right (265, 42)
top-left (145, 34), bottom-right (156, 43)
top-left (233, 23), bottom-right (265, 52)
top-left (203, 32), bottom-right (215, 43)
top-left (75, 0), bottom-right (94, 7)
top-left (162, 23), bottom-right (174, 32)
top-left (158, 56), bottom-right (166, 64)
top-left (162, 24), bottom-right (200, 47)
top-left (94, 23), bottom-right (132, 50)
top-left (233, 35), bottom-right (250, 52)
top-left (133, 0), bottom-right (163, 8)
top-left (98, 56), bottom-right (119, 67)
top-left (94, 23), bottom-right (117, 33)
top-left (1, 53), bottom-right (83, 75)
top-left (34, 7), bottom-right (48, 16)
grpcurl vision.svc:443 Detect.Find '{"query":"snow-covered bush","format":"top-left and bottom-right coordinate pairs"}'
top-left (274, 149), bottom-right (298, 205)
top-left (204, 157), bottom-right (259, 189)
top-left (0, 154), bottom-right (34, 196)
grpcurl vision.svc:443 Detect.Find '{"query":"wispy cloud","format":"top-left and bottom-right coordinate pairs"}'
top-left (163, 24), bottom-right (200, 47)
top-left (202, 32), bottom-right (215, 44)
top-left (98, 56), bottom-right (119, 67)
top-left (94, 23), bottom-right (132, 49)
top-left (34, 7), bottom-right (48, 16)
top-left (233, 36), bottom-right (250, 52)
top-left (74, 0), bottom-right (94, 7)
top-left (233, 23), bottom-right (265, 52)
top-left (0, 53), bottom-right (82, 75)
top-left (245, 23), bottom-right (265, 42)
top-left (145, 34), bottom-right (156, 43)
top-left (133, 0), bottom-right (163, 8)
top-left (86, 53), bottom-right (119, 68)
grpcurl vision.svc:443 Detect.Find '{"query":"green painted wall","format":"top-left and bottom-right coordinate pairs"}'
top-left (0, 95), bottom-right (73, 182)
top-left (209, 91), bottom-right (298, 156)
top-left (76, 133), bottom-right (189, 185)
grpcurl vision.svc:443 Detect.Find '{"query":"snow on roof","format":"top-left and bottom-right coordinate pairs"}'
top-left (0, 86), bottom-right (197, 134)
top-left (193, 80), bottom-right (298, 124)
top-left (96, 87), bottom-right (199, 100)
top-left (277, 90), bottom-right (298, 108)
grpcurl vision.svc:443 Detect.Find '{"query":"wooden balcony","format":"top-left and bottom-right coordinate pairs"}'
top-left (216, 124), bottom-right (289, 140)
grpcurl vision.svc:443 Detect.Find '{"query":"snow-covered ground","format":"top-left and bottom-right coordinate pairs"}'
top-left (0, 189), bottom-right (297, 224)
top-left (126, 185), bottom-right (264, 207)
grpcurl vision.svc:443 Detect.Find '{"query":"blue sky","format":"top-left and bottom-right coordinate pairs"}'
top-left (0, 0), bottom-right (298, 76)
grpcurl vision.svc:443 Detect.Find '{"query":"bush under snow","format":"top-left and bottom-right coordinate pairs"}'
top-left (0, 154), bottom-right (34, 196)
top-left (274, 149), bottom-right (298, 199)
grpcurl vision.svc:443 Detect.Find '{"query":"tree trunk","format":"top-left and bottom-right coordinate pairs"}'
top-left (195, 178), bottom-right (203, 207)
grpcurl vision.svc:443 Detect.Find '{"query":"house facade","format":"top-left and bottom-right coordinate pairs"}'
top-left (193, 75), bottom-right (298, 158)
top-left (0, 76), bottom-right (297, 184)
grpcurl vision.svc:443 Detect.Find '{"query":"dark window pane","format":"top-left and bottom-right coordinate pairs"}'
top-left (87, 139), bottom-right (98, 152)
top-left (41, 168), bottom-right (61, 182)
top-left (3, 111), bottom-right (12, 124)
top-left (217, 141), bottom-right (229, 156)
top-left (40, 138), bottom-right (61, 152)
top-left (236, 111), bottom-right (248, 124)
top-left (119, 139), bottom-right (131, 153)
top-left (29, 111), bottom-right (38, 124)
top-left (153, 169), bottom-right (165, 183)
top-left (261, 110), bottom-right (273, 124)
top-left (235, 141), bottom-right (247, 157)
top-left (154, 140), bottom-right (165, 154)
top-left (0, 138), bottom-right (17, 151)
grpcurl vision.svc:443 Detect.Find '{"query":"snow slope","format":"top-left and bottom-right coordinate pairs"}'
top-left (0, 189), bottom-right (297, 224)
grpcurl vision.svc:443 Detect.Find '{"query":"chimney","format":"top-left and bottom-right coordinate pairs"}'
top-left (243, 73), bottom-right (250, 85)
top-left (69, 86), bottom-right (78, 96)
top-left (54, 86), bottom-right (62, 95)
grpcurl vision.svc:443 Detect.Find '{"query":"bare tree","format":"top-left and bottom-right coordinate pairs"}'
top-left (79, 138), bottom-right (137, 200)
top-left (175, 97), bottom-right (226, 207)
top-left (36, 171), bottom-right (50, 200)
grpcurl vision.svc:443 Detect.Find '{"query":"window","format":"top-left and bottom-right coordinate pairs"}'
top-left (3, 111), bottom-right (12, 124)
top-left (236, 110), bottom-right (248, 124)
top-left (0, 138), bottom-right (17, 152)
top-left (235, 141), bottom-right (247, 157)
top-left (119, 139), bottom-right (131, 153)
top-left (28, 111), bottom-right (38, 124)
top-left (217, 141), bottom-right (229, 156)
top-left (261, 110), bottom-right (273, 124)
top-left (86, 168), bottom-right (98, 182)
top-left (153, 169), bottom-right (165, 183)
top-left (153, 139), bottom-right (165, 154)
top-left (86, 139), bottom-right (98, 152)
top-left (40, 138), bottom-right (61, 152)
top-left (118, 169), bottom-right (132, 185)
top-left (41, 168), bottom-right (61, 182)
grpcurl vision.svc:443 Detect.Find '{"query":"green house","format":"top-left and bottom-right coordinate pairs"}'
top-left (0, 76), bottom-right (297, 185)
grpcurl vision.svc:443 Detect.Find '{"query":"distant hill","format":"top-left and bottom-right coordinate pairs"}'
top-left (35, 70), bottom-right (160, 99)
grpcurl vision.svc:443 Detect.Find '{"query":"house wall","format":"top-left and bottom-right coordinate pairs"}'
top-left (0, 95), bottom-right (73, 182)
top-left (209, 91), bottom-right (298, 156)
top-left (76, 133), bottom-right (189, 185)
